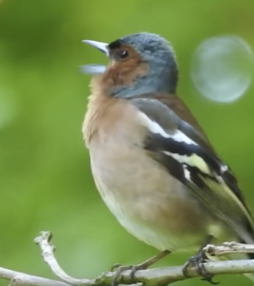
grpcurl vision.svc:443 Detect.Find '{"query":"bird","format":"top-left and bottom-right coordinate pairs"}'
top-left (81, 32), bottom-right (254, 284)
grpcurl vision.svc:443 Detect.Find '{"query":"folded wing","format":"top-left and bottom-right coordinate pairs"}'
top-left (130, 97), bottom-right (254, 244)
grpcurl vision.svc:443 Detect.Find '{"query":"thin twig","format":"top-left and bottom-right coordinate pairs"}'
top-left (205, 241), bottom-right (254, 256)
top-left (34, 232), bottom-right (94, 286)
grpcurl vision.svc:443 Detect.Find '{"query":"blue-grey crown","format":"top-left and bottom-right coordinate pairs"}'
top-left (120, 33), bottom-right (173, 53)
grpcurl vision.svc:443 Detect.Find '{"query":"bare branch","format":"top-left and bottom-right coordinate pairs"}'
top-left (34, 232), bottom-right (94, 286)
top-left (205, 241), bottom-right (254, 256)
top-left (1, 231), bottom-right (254, 286)
top-left (34, 231), bottom-right (254, 286)
top-left (0, 266), bottom-right (71, 286)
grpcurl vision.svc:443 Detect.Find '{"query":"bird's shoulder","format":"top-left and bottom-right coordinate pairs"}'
top-left (128, 92), bottom-right (215, 155)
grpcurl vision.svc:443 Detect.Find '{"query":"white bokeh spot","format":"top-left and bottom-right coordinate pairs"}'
top-left (191, 36), bottom-right (253, 103)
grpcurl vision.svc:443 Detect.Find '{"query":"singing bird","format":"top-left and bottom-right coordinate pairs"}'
top-left (81, 32), bottom-right (254, 283)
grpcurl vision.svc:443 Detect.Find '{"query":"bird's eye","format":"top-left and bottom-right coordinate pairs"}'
top-left (119, 49), bottom-right (129, 59)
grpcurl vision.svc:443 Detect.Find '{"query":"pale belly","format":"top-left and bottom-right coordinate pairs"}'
top-left (89, 139), bottom-right (231, 252)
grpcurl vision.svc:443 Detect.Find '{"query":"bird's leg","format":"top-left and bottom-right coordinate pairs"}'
top-left (111, 249), bottom-right (171, 286)
top-left (182, 235), bottom-right (219, 284)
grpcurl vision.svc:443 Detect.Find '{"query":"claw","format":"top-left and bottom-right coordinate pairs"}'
top-left (129, 264), bottom-right (145, 280)
top-left (182, 250), bottom-right (219, 284)
top-left (111, 265), bottom-right (132, 286)
top-left (110, 250), bottom-right (170, 286)
top-left (110, 263), bottom-right (122, 272)
top-left (110, 263), bottom-right (154, 286)
top-left (183, 235), bottom-right (219, 284)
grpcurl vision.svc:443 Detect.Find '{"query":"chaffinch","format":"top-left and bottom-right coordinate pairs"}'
top-left (81, 32), bottom-right (254, 283)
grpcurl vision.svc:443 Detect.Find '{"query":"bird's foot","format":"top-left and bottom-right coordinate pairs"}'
top-left (110, 263), bottom-right (147, 286)
top-left (110, 250), bottom-right (170, 286)
top-left (182, 250), bottom-right (219, 284)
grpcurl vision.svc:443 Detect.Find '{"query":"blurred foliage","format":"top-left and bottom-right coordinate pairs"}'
top-left (0, 0), bottom-right (254, 286)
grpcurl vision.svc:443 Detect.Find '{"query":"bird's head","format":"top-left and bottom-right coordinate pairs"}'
top-left (82, 32), bottom-right (178, 97)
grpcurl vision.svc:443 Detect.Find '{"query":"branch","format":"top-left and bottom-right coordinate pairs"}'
top-left (34, 232), bottom-right (254, 285)
top-left (34, 232), bottom-right (94, 286)
top-left (205, 241), bottom-right (254, 256)
top-left (0, 266), bottom-right (71, 286)
top-left (1, 231), bottom-right (254, 286)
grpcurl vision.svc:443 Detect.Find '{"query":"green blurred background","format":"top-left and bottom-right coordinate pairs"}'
top-left (0, 0), bottom-right (254, 285)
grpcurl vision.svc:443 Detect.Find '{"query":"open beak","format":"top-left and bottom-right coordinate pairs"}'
top-left (81, 40), bottom-right (109, 75)
top-left (82, 40), bottom-right (109, 56)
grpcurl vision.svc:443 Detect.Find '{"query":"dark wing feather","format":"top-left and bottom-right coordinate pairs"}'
top-left (130, 96), bottom-right (254, 244)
